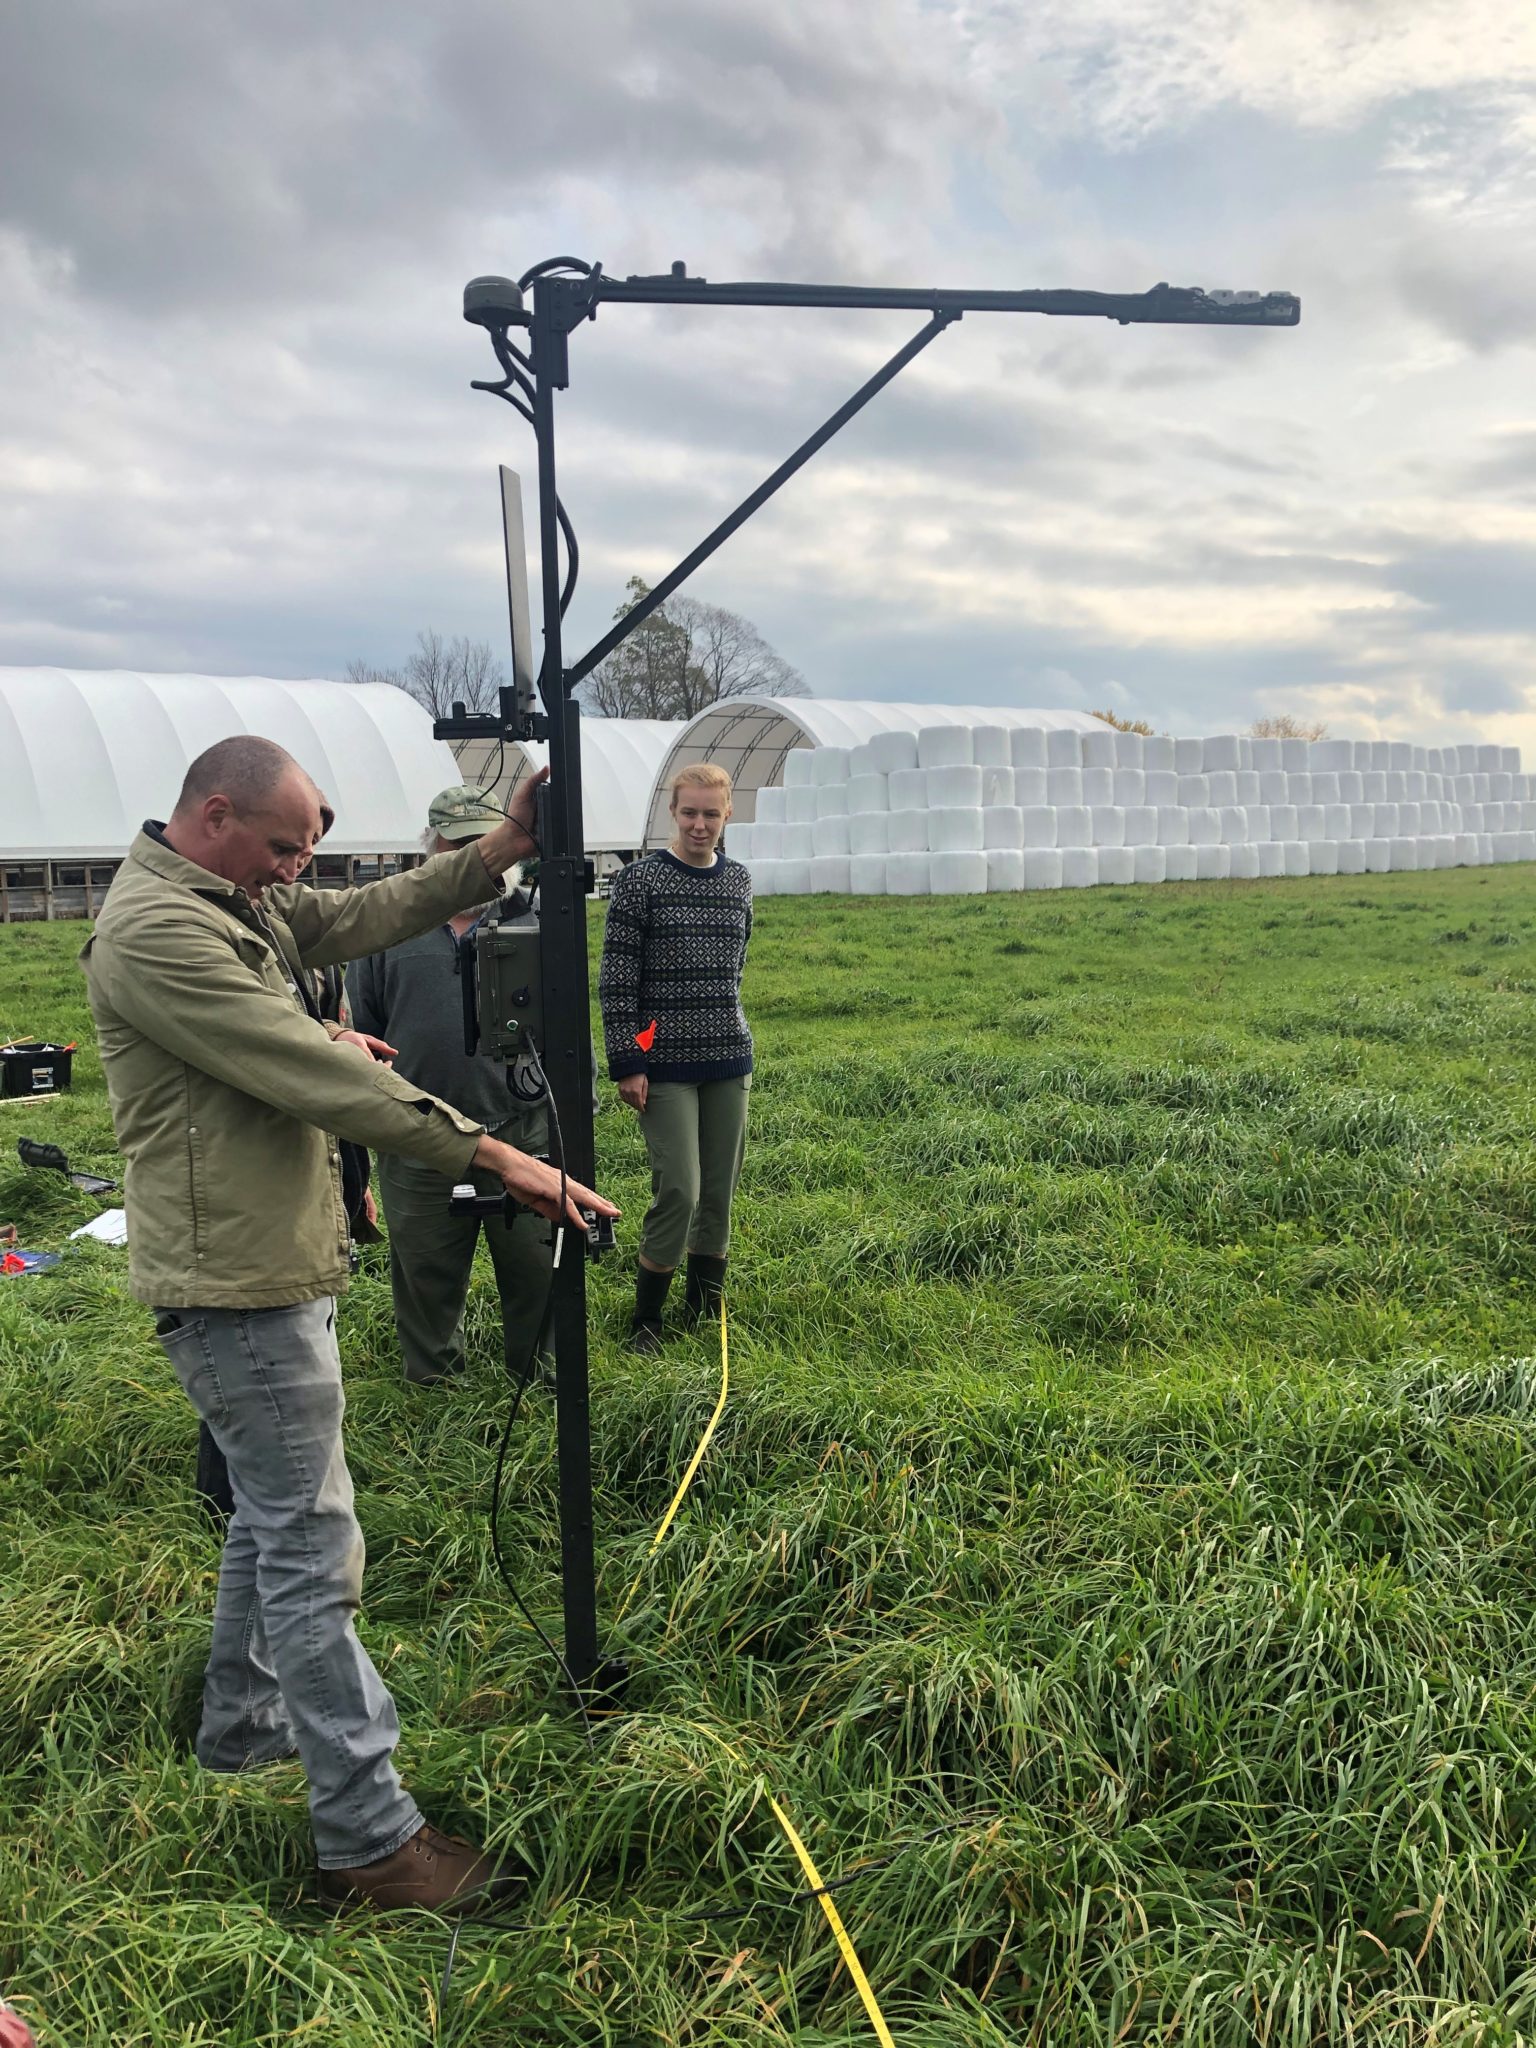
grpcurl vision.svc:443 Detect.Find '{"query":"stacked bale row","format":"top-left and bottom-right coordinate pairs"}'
top-left (731, 726), bottom-right (1534, 895)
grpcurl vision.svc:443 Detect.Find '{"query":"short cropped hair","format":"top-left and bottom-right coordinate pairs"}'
top-left (669, 761), bottom-right (733, 803)
top-left (175, 736), bottom-right (331, 833)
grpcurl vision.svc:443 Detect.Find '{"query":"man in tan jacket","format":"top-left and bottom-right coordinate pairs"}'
top-left (83, 734), bottom-right (616, 1913)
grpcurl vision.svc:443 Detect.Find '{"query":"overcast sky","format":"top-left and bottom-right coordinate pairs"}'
top-left (4, 0), bottom-right (1536, 748)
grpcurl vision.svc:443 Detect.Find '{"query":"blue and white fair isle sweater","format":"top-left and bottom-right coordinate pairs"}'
top-left (599, 850), bottom-right (754, 1083)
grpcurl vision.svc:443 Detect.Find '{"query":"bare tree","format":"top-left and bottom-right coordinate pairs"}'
top-left (1249, 714), bottom-right (1329, 741)
top-left (1090, 708), bottom-right (1159, 736)
top-left (579, 578), bottom-right (805, 719)
top-left (344, 632), bottom-right (504, 720)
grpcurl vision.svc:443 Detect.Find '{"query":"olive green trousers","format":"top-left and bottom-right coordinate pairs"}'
top-left (637, 1075), bottom-right (751, 1270)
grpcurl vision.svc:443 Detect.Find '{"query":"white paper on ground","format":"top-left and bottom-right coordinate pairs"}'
top-left (70, 1209), bottom-right (128, 1245)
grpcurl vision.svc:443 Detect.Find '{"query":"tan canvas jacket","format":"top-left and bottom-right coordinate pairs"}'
top-left (82, 829), bottom-right (499, 1309)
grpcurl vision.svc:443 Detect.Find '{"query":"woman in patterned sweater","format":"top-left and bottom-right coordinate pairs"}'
top-left (599, 762), bottom-right (753, 1350)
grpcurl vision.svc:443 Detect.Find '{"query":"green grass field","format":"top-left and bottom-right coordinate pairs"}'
top-left (4, 867), bottom-right (1536, 2046)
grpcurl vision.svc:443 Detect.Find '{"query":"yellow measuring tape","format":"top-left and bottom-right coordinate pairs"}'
top-left (618, 1309), bottom-right (895, 2043)
top-left (613, 1302), bottom-right (731, 1624)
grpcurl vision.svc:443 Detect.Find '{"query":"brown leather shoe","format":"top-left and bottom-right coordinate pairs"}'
top-left (317, 1822), bottom-right (524, 1913)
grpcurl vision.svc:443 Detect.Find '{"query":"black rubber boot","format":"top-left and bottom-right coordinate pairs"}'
top-left (683, 1253), bottom-right (728, 1329)
top-left (628, 1264), bottom-right (673, 1354)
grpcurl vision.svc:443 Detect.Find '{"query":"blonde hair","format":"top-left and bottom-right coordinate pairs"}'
top-left (669, 761), bottom-right (733, 804)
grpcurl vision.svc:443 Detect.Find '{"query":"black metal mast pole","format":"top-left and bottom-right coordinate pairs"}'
top-left (529, 278), bottom-right (602, 1697)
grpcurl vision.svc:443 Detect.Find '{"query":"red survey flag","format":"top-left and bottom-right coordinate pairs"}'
top-left (634, 1019), bottom-right (657, 1053)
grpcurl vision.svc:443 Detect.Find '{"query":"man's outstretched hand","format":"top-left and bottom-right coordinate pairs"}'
top-left (474, 766), bottom-right (548, 883)
top-left (472, 1132), bottom-right (620, 1230)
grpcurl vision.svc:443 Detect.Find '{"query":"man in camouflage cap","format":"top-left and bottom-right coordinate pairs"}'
top-left (346, 781), bottom-right (552, 1384)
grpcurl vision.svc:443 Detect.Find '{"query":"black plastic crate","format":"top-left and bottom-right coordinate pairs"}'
top-left (0, 1042), bottom-right (75, 1099)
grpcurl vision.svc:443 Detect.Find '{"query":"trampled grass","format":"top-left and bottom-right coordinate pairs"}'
top-left (3, 868), bottom-right (1536, 2044)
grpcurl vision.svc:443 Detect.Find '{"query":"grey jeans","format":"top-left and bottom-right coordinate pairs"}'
top-left (156, 1299), bottom-right (422, 1869)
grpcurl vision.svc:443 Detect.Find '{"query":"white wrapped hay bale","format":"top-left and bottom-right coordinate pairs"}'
top-left (810, 855), bottom-right (851, 892)
top-left (1427, 835), bottom-right (1455, 868)
top-left (1270, 803), bottom-right (1298, 841)
top-left (778, 823), bottom-right (815, 860)
top-left (1325, 803), bottom-right (1351, 840)
top-left (849, 812), bottom-right (890, 856)
top-left (986, 848), bottom-right (1025, 891)
top-left (1014, 767), bottom-right (1048, 806)
top-left (849, 855), bottom-right (887, 894)
top-left (811, 746), bottom-right (850, 788)
top-left (1196, 844), bottom-right (1231, 880)
top-left (1454, 743), bottom-right (1478, 772)
top-left (1047, 767), bottom-right (1084, 804)
top-left (930, 851), bottom-right (988, 894)
top-left (1362, 770), bottom-right (1387, 799)
top-left (1230, 844), bottom-right (1260, 880)
top-left (1113, 768), bottom-right (1145, 805)
top-left (1024, 848), bottom-right (1064, 889)
top-left (1389, 837), bottom-right (1418, 871)
top-left (1062, 847), bottom-right (1099, 887)
top-left (1144, 769), bottom-right (1178, 805)
top-left (1082, 765), bottom-right (1114, 805)
top-left (1287, 772), bottom-right (1313, 804)
top-left (1503, 747), bottom-right (1522, 773)
top-left (1369, 742), bottom-right (1392, 769)
top-left (1491, 770), bottom-right (1514, 800)
top-left (1174, 737), bottom-right (1203, 773)
top-left (1281, 739), bottom-right (1310, 771)
top-left (1476, 744), bottom-right (1500, 772)
top-left (1382, 769), bottom-right (1407, 799)
top-left (1047, 729), bottom-right (1082, 768)
top-left (1098, 846), bottom-right (1135, 884)
top-left (1144, 735), bottom-right (1176, 772)
top-left (1114, 731), bottom-right (1145, 767)
top-left (981, 763), bottom-right (1015, 807)
top-left (778, 857), bottom-right (814, 895)
top-left (1236, 770), bottom-right (1261, 803)
top-left (1308, 842), bottom-right (1339, 875)
top-left (1339, 770), bottom-right (1364, 802)
top-left (1245, 804), bottom-right (1271, 842)
top-left (929, 806), bottom-right (984, 854)
top-left (782, 749), bottom-right (816, 787)
top-left (1462, 801), bottom-right (1484, 830)
top-left (755, 785), bottom-right (787, 825)
top-left (1165, 844), bottom-right (1199, 881)
top-left (1090, 805), bottom-right (1126, 847)
top-left (1187, 807), bottom-right (1220, 846)
top-left (1313, 739), bottom-right (1352, 771)
top-left (1010, 727), bottom-right (1048, 769)
top-left (1133, 845), bottom-right (1166, 883)
top-left (1478, 832), bottom-right (1495, 863)
top-left (1311, 771), bottom-right (1340, 803)
top-left (1404, 769), bottom-right (1426, 798)
top-left (889, 768), bottom-right (927, 811)
top-left (1348, 804), bottom-right (1374, 839)
top-left (1373, 802), bottom-right (1399, 836)
top-left (1207, 770), bottom-right (1238, 806)
top-left (928, 763), bottom-right (985, 807)
top-left (812, 816), bottom-right (851, 857)
top-left (1255, 841), bottom-right (1285, 877)
top-left (885, 852), bottom-right (931, 895)
top-left (752, 821), bottom-right (785, 859)
top-left (815, 784), bottom-right (849, 819)
top-left (1283, 843), bottom-right (1310, 877)
top-left (1335, 840), bottom-right (1367, 874)
top-left (750, 859), bottom-right (782, 895)
top-left (1082, 728), bottom-right (1117, 769)
top-left (983, 805), bottom-right (1024, 849)
top-left (1493, 832), bottom-right (1523, 864)
top-left (869, 731), bottom-right (919, 775)
top-left (730, 824), bottom-right (755, 860)
top-left (846, 773), bottom-right (889, 815)
top-left (1250, 739), bottom-right (1282, 770)
top-left (1021, 806), bottom-right (1057, 848)
top-left (1297, 804), bottom-right (1326, 843)
top-left (847, 743), bottom-right (876, 778)
top-left (1390, 743), bottom-right (1415, 771)
top-left (918, 725), bottom-right (972, 769)
top-left (1259, 769), bottom-right (1288, 803)
top-left (1203, 733), bottom-right (1240, 772)
top-left (1178, 773), bottom-right (1211, 806)
top-left (1397, 801), bottom-right (1420, 835)
top-left (1057, 805), bottom-right (1093, 848)
top-left (972, 725), bottom-right (1010, 768)
top-left (1156, 806), bottom-right (1190, 846)
top-left (888, 809), bottom-right (929, 853)
top-left (1218, 806), bottom-right (1248, 844)
top-left (785, 787), bottom-right (818, 824)
top-left (1363, 838), bottom-right (1391, 872)
top-left (1123, 805), bottom-right (1157, 845)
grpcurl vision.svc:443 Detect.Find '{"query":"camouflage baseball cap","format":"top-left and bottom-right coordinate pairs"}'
top-left (428, 784), bottom-right (504, 842)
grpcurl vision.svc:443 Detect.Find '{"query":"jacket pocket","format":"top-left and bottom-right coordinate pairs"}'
top-left (186, 1111), bottom-right (208, 1261)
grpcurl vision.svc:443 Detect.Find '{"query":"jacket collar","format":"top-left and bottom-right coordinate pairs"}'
top-left (131, 822), bottom-right (247, 904)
